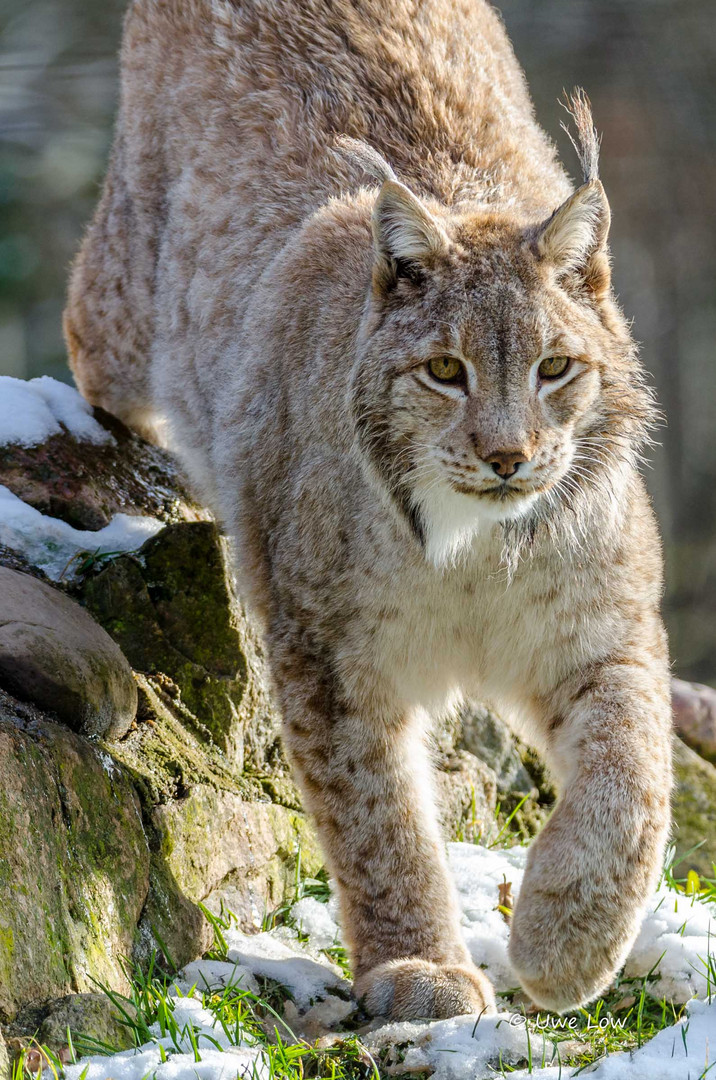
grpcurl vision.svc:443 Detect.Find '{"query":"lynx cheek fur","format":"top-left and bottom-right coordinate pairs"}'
top-left (65, 0), bottom-right (672, 1020)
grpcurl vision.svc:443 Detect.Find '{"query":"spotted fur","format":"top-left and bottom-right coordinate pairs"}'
top-left (65, 0), bottom-right (672, 1019)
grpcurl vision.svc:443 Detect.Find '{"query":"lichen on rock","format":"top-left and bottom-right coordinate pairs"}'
top-left (0, 688), bottom-right (149, 1021)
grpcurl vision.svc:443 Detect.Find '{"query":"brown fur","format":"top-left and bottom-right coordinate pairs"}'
top-left (65, 0), bottom-right (672, 1019)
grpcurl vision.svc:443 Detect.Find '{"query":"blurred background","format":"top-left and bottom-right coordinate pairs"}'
top-left (0, 0), bottom-right (714, 682)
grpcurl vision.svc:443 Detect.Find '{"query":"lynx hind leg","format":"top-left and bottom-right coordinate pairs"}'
top-left (272, 634), bottom-right (496, 1021)
top-left (64, 169), bottom-right (160, 442)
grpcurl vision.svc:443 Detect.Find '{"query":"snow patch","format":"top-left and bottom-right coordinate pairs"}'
top-left (624, 884), bottom-right (716, 1001)
top-left (0, 484), bottom-right (164, 580)
top-left (290, 895), bottom-right (341, 950)
top-left (508, 999), bottom-right (716, 1079)
top-left (0, 376), bottom-right (113, 447)
top-left (224, 927), bottom-right (348, 1009)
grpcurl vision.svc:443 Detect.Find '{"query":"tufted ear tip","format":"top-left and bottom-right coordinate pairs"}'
top-left (534, 179), bottom-right (611, 298)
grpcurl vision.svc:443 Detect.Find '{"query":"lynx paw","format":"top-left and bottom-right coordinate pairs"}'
top-left (354, 959), bottom-right (496, 1020)
top-left (508, 888), bottom-right (630, 1013)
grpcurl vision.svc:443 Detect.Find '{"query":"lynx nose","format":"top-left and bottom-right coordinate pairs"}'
top-left (484, 451), bottom-right (529, 478)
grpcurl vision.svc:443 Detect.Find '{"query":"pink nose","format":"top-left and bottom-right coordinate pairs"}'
top-left (484, 451), bottom-right (529, 478)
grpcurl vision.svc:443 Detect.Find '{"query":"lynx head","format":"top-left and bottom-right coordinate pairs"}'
top-left (343, 97), bottom-right (655, 566)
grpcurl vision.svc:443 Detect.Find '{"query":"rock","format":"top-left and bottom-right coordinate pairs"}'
top-left (0, 567), bottom-right (137, 739)
top-left (436, 750), bottom-right (497, 843)
top-left (0, 688), bottom-right (149, 1022)
top-left (107, 673), bottom-right (267, 807)
top-left (81, 522), bottom-right (280, 766)
top-left (0, 404), bottom-right (204, 533)
top-left (452, 702), bottom-right (554, 840)
top-left (142, 785), bottom-right (324, 962)
top-left (457, 702), bottom-right (537, 795)
top-left (0, 386), bottom-right (322, 1019)
top-left (672, 677), bottom-right (716, 765)
top-left (672, 735), bottom-right (716, 877)
top-left (0, 1030), bottom-right (9, 1080)
top-left (38, 993), bottom-right (136, 1054)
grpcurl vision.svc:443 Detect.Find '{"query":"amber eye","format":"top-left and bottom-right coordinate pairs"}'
top-left (538, 355), bottom-right (571, 380)
top-left (428, 357), bottom-right (463, 383)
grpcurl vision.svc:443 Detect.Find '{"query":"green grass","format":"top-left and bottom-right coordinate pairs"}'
top-left (493, 963), bottom-right (689, 1075)
top-left (258, 849), bottom-right (352, 981)
top-left (9, 840), bottom-right (716, 1080)
top-left (11, 926), bottom-right (379, 1080)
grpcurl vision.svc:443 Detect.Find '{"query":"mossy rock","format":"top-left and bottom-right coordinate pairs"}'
top-left (0, 690), bottom-right (149, 1021)
top-left (106, 673), bottom-right (266, 807)
top-left (672, 735), bottom-right (716, 876)
top-left (38, 992), bottom-right (136, 1054)
top-left (437, 750), bottom-right (497, 844)
top-left (135, 784), bottom-right (323, 968)
top-left (81, 522), bottom-right (280, 768)
top-left (0, 1029), bottom-right (9, 1080)
top-left (457, 702), bottom-right (539, 796)
top-left (452, 703), bottom-right (555, 842)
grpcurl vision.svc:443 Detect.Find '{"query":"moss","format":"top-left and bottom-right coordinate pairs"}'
top-left (105, 675), bottom-right (264, 808)
top-left (81, 523), bottom-right (262, 758)
top-left (672, 736), bottom-right (716, 876)
top-left (0, 690), bottom-right (150, 1019)
top-left (258, 774), bottom-right (304, 811)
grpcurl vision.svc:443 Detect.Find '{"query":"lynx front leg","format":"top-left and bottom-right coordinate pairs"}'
top-left (272, 640), bottom-right (495, 1021)
top-left (509, 657), bottom-right (672, 1012)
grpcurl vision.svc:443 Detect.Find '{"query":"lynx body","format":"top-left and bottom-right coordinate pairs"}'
top-left (65, 0), bottom-right (672, 1020)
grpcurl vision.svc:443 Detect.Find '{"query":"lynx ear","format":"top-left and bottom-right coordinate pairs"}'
top-left (372, 180), bottom-right (449, 289)
top-left (535, 179), bottom-right (611, 298)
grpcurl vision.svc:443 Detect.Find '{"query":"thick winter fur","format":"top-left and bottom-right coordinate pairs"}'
top-left (65, 0), bottom-right (672, 1020)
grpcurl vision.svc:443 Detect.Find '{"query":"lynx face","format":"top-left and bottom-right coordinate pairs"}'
top-left (352, 181), bottom-right (650, 565)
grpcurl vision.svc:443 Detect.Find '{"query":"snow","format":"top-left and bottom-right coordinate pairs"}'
top-left (447, 841), bottom-right (716, 1005)
top-left (450, 841), bottom-right (528, 992)
top-left (223, 927), bottom-right (348, 1008)
top-left (624, 884), bottom-right (716, 1001)
top-left (0, 376), bottom-right (113, 447)
top-left (366, 1012), bottom-right (533, 1079)
top-left (0, 376), bottom-right (164, 578)
top-left (53, 842), bottom-right (715, 1080)
top-left (508, 999), bottom-right (716, 1080)
top-left (290, 895), bottom-right (341, 949)
top-left (174, 958), bottom-right (260, 997)
top-left (0, 484), bottom-right (164, 580)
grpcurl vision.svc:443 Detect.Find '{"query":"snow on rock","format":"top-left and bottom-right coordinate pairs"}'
top-left (0, 484), bottom-right (164, 580)
top-left (0, 376), bottom-right (113, 448)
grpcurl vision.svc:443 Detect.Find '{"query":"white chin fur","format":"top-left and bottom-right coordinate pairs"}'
top-left (414, 482), bottom-right (537, 568)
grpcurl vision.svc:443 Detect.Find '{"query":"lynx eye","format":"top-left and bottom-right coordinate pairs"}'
top-left (538, 355), bottom-right (571, 380)
top-left (428, 356), bottom-right (463, 383)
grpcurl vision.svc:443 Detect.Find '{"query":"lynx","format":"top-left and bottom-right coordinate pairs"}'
top-left (65, 0), bottom-right (672, 1020)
